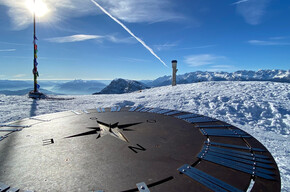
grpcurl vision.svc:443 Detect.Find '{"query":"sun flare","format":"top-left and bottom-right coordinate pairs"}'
top-left (26, 0), bottom-right (49, 17)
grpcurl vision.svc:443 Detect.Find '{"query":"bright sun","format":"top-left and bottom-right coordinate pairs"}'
top-left (26, 0), bottom-right (49, 17)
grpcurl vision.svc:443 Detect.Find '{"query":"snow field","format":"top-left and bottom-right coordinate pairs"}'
top-left (0, 81), bottom-right (289, 191)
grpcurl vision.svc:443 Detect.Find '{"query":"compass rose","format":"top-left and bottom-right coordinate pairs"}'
top-left (65, 119), bottom-right (142, 143)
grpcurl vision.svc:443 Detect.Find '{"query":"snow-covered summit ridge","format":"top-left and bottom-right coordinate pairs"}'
top-left (148, 69), bottom-right (290, 87)
top-left (94, 78), bottom-right (149, 94)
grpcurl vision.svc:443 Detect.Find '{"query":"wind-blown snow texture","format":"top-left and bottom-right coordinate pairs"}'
top-left (0, 81), bottom-right (289, 191)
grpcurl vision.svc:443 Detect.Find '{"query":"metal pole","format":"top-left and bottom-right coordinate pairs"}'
top-left (172, 60), bottom-right (178, 86)
top-left (33, 0), bottom-right (37, 92)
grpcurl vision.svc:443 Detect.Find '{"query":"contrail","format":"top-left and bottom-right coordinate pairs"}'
top-left (90, 0), bottom-right (168, 67)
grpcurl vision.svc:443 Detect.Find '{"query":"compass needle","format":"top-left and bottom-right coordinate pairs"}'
top-left (118, 131), bottom-right (130, 143)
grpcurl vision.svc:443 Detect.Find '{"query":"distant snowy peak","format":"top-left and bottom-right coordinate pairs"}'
top-left (94, 78), bottom-right (149, 94)
top-left (147, 69), bottom-right (290, 87)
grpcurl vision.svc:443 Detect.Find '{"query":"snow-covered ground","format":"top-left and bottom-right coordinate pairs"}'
top-left (0, 81), bottom-right (289, 191)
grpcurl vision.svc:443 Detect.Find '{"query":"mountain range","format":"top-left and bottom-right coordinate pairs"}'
top-left (146, 69), bottom-right (289, 87)
top-left (53, 80), bottom-right (106, 95)
top-left (0, 80), bottom-right (107, 95)
top-left (0, 88), bottom-right (59, 96)
top-left (0, 70), bottom-right (289, 95)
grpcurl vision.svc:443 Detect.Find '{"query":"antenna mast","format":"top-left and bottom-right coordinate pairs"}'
top-left (29, 0), bottom-right (45, 99)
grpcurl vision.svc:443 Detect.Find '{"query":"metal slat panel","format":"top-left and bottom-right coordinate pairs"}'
top-left (139, 108), bottom-right (148, 112)
top-left (147, 108), bottom-right (156, 113)
top-left (178, 165), bottom-right (227, 192)
top-left (201, 133), bottom-right (251, 138)
top-left (232, 129), bottom-right (248, 135)
top-left (202, 129), bottom-right (236, 134)
top-left (140, 108), bottom-right (152, 112)
top-left (186, 116), bottom-right (217, 123)
top-left (175, 113), bottom-right (200, 119)
top-left (205, 141), bottom-right (265, 152)
top-left (147, 108), bottom-right (161, 113)
top-left (209, 146), bottom-right (270, 159)
top-left (136, 107), bottom-right (145, 112)
top-left (199, 154), bottom-right (275, 180)
top-left (201, 129), bottom-right (251, 138)
top-left (203, 147), bottom-right (272, 164)
top-left (0, 125), bottom-right (30, 128)
top-left (156, 109), bottom-right (172, 114)
top-left (203, 133), bottom-right (250, 137)
top-left (207, 150), bottom-right (274, 169)
top-left (6, 188), bottom-right (20, 192)
top-left (129, 106), bottom-right (138, 111)
top-left (203, 129), bottom-right (247, 135)
top-left (0, 136), bottom-right (7, 142)
top-left (197, 124), bottom-right (232, 128)
top-left (210, 134), bottom-right (251, 138)
top-left (190, 167), bottom-right (243, 192)
top-left (181, 165), bottom-right (243, 192)
top-left (199, 153), bottom-right (274, 175)
top-left (0, 129), bottom-right (21, 132)
top-left (145, 108), bottom-right (153, 112)
top-left (164, 111), bottom-right (181, 116)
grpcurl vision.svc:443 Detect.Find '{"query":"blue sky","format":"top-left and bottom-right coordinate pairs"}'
top-left (0, 0), bottom-right (289, 80)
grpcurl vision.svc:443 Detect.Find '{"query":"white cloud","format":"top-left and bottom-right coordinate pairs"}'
top-left (154, 43), bottom-right (178, 51)
top-left (269, 36), bottom-right (289, 40)
top-left (232, 0), bottom-right (250, 5)
top-left (184, 54), bottom-right (225, 67)
top-left (106, 35), bottom-right (135, 44)
top-left (211, 65), bottom-right (233, 68)
top-left (177, 44), bottom-right (217, 50)
top-left (121, 57), bottom-right (150, 63)
top-left (235, 0), bottom-right (270, 25)
top-left (0, 41), bottom-right (29, 46)
top-left (248, 40), bottom-right (290, 46)
top-left (101, 0), bottom-right (183, 23)
top-left (13, 74), bottom-right (27, 78)
top-left (46, 34), bottom-right (103, 43)
top-left (209, 65), bottom-right (237, 72)
top-left (0, 0), bottom-right (182, 30)
top-left (46, 34), bottom-right (136, 44)
top-left (0, 49), bottom-right (16, 52)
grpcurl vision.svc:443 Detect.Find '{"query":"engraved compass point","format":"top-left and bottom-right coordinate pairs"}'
top-left (97, 120), bottom-right (130, 143)
top-left (65, 119), bottom-right (135, 143)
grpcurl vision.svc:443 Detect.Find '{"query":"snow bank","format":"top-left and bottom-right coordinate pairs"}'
top-left (0, 81), bottom-right (289, 191)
